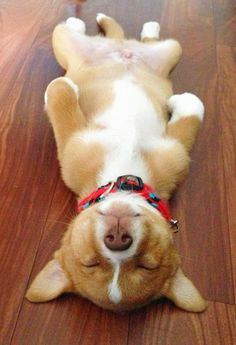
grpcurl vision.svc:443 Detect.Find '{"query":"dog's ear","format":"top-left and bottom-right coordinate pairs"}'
top-left (164, 268), bottom-right (207, 312)
top-left (26, 259), bottom-right (73, 302)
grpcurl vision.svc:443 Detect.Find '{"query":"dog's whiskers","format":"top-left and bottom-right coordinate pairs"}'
top-left (48, 219), bottom-right (71, 227)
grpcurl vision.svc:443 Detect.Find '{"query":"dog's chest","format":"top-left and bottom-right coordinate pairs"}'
top-left (95, 76), bottom-right (164, 145)
top-left (80, 76), bottom-right (165, 183)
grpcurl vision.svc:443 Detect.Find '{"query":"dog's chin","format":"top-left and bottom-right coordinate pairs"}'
top-left (88, 296), bottom-right (155, 312)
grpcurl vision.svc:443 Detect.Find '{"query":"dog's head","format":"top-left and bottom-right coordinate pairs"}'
top-left (26, 193), bottom-right (206, 312)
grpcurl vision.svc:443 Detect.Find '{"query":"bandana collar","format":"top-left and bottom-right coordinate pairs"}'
top-left (77, 175), bottom-right (178, 230)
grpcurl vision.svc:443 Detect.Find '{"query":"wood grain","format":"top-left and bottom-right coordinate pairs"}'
top-left (128, 301), bottom-right (236, 345)
top-left (216, 46), bottom-right (236, 299)
top-left (0, 0), bottom-right (235, 344)
top-left (160, 0), bottom-right (235, 304)
top-left (0, 2), bottom-right (64, 343)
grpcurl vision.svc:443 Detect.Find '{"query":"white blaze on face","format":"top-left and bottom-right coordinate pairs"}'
top-left (108, 262), bottom-right (122, 303)
top-left (95, 194), bottom-right (151, 304)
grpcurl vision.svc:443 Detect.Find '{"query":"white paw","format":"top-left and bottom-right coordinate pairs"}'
top-left (65, 17), bottom-right (86, 34)
top-left (44, 77), bottom-right (79, 105)
top-left (141, 21), bottom-right (160, 40)
top-left (96, 13), bottom-right (111, 24)
top-left (168, 93), bottom-right (204, 123)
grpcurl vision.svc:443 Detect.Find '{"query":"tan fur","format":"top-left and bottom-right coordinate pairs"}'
top-left (26, 16), bottom-right (207, 312)
top-left (167, 116), bottom-right (201, 153)
top-left (46, 79), bottom-right (86, 159)
top-left (67, 64), bottom-right (123, 120)
top-left (97, 14), bottom-right (125, 39)
top-left (61, 139), bottom-right (105, 198)
top-left (143, 141), bottom-right (190, 200)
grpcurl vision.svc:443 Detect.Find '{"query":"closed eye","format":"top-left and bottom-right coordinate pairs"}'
top-left (81, 261), bottom-right (100, 268)
top-left (83, 263), bottom-right (100, 268)
top-left (137, 265), bottom-right (159, 271)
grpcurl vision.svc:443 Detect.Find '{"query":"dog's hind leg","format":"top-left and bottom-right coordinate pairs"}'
top-left (44, 77), bottom-right (86, 161)
top-left (138, 21), bottom-right (182, 76)
top-left (143, 95), bottom-right (204, 199)
top-left (52, 18), bottom-right (87, 71)
top-left (140, 38), bottom-right (182, 77)
top-left (141, 21), bottom-right (160, 43)
top-left (96, 13), bottom-right (125, 39)
top-left (167, 93), bottom-right (205, 153)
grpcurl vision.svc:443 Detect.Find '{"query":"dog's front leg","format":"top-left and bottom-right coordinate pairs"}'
top-left (144, 93), bottom-right (204, 199)
top-left (167, 92), bottom-right (205, 153)
top-left (45, 77), bottom-right (104, 197)
top-left (44, 77), bottom-right (86, 161)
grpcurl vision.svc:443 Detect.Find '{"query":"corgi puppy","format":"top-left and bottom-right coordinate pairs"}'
top-left (26, 14), bottom-right (207, 312)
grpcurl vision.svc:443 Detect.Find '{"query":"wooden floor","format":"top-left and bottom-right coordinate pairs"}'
top-left (1, 0), bottom-right (236, 344)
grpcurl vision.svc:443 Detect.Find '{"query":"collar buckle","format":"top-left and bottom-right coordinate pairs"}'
top-left (117, 175), bottom-right (144, 191)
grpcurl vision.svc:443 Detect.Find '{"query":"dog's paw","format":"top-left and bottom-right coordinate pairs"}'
top-left (168, 93), bottom-right (204, 123)
top-left (44, 77), bottom-right (79, 106)
top-left (141, 22), bottom-right (160, 40)
top-left (65, 17), bottom-right (86, 34)
top-left (96, 13), bottom-right (112, 24)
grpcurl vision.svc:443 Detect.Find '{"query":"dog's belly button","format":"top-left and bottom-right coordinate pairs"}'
top-left (110, 49), bottom-right (137, 63)
top-left (121, 49), bottom-right (133, 59)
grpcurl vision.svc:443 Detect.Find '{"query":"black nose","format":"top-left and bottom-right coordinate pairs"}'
top-left (104, 227), bottom-right (133, 251)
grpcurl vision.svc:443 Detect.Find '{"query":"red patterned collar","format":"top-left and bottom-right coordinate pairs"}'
top-left (77, 175), bottom-right (178, 230)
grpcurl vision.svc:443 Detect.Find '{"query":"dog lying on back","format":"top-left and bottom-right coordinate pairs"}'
top-left (26, 14), bottom-right (207, 312)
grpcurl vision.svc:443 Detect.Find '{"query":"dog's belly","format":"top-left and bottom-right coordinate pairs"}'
top-left (79, 75), bottom-right (166, 184)
top-left (73, 34), bottom-right (163, 70)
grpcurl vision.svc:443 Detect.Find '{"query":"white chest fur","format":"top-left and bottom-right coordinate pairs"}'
top-left (80, 75), bottom-right (165, 184)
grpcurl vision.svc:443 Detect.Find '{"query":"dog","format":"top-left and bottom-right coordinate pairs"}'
top-left (26, 14), bottom-right (207, 312)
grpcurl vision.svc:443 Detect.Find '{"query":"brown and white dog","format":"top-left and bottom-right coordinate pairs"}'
top-left (26, 14), bottom-right (207, 312)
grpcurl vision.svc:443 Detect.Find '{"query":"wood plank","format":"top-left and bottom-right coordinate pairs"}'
top-left (214, 6), bottom-right (236, 47)
top-left (159, 0), bottom-right (234, 304)
top-left (216, 45), bottom-right (236, 300)
top-left (0, 51), bottom-right (60, 345)
top-left (212, 0), bottom-right (236, 304)
top-left (0, 1), bottom-right (66, 343)
top-left (11, 298), bottom-right (129, 345)
top-left (128, 301), bottom-right (236, 345)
